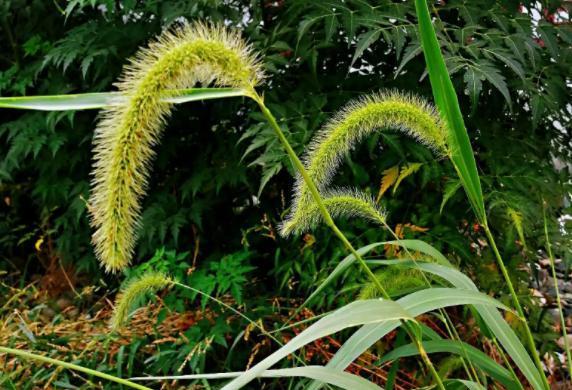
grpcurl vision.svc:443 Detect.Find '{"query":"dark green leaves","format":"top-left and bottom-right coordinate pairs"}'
top-left (351, 29), bottom-right (380, 67)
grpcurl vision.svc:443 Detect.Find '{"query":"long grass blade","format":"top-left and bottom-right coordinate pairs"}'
top-left (131, 366), bottom-right (382, 390)
top-left (0, 347), bottom-right (151, 390)
top-left (219, 299), bottom-right (411, 390)
top-left (298, 239), bottom-right (452, 314)
top-left (380, 339), bottom-right (519, 389)
top-left (414, 4), bottom-right (548, 387)
top-left (414, 0), bottom-right (485, 222)
top-left (319, 257), bottom-right (543, 389)
top-left (0, 88), bottom-right (246, 111)
top-left (444, 379), bottom-right (486, 390)
top-left (240, 288), bottom-right (507, 390)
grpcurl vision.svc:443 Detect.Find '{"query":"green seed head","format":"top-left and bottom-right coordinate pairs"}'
top-left (110, 271), bottom-right (172, 331)
top-left (282, 91), bottom-right (448, 236)
top-left (90, 23), bottom-right (263, 272)
top-left (281, 189), bottom-right (386, 236)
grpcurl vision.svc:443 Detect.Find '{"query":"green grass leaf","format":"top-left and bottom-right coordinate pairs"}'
top-left (0, 88), bottom-right (247, 111)
top-left (221, 299), bottom-right (412, 390)
top-left (296, 239), bottom-right (451, 315)
top-left (380, 340), bottom-right (520, 389)
top-left (307, 287), bottom-right (511, 390)
top-left (414, 0), bottom-right (486, 223)
top-left (349, 259), bottom-right (543, 390)
top-left (444, 379), bottom-right (486, 390)
top-left (131, 366), bottom-right (382, 390)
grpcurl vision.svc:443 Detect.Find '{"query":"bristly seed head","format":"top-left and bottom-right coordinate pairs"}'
top-left (89, 23), bottom-right (264, 272)
top-left (110, 271), bottom-right (172, 331)
top-left (281, 91), bottom-right (448, 236)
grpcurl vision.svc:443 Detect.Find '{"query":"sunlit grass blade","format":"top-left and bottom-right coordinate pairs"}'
top-left (380, 339), bottom-right (520, 389)
top-left (308, 287), bottom-right (511, 379)
top-left (297, 239), bottom-right (452, 315)
top-left (321, 257), bottom-right (543, 390)
top-left (245, 288), bottom-right (507, 390)
top-left (131, 366), bottom-right (382, 390)
top-left (414, 0), bottom-right (485, 222)
top-left (444, 379), bottom-right (486, 390)
top-left (220, 299), bottom-right (411, 390)
top-left (0, 88), bottom-right (246, 111)
top-left (0, 347), bottom-right (151, 390)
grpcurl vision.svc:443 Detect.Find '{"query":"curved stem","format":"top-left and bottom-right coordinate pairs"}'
top-left (483, 224), bottom-right (550, 389)
top-left (492, 337), bottom-right (525, 390)
top-left (173, 282), bottom-right (281, 343)
top-left (172, 282), bottom-right (339, 390)
top-left (0, 346), bottom-right (152, 390)
top-left (542, 204), bottom-right (572, 377)
top-left (250, 91), bottom-right (446, 390)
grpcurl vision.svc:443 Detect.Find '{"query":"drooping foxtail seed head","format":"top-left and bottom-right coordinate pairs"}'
top-left (282, 91), bottom-right (448, 236)
top-left (280, 189), bottom-right (386, 236)
top-left (89, 23), bottom-right (264, 272)
top-left (110, 271), bottom-right (172, 331)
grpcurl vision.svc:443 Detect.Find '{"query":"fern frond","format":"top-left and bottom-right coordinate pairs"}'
top-left (110, 271), bottom-right (172, 331)
top-left (283, 91), bottom-right (447, 236)
top-left (90, 23), bottom-right (263, 272)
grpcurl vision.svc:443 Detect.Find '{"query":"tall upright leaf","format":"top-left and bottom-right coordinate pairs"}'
top-left (414, 0), bottom-right (485, 222)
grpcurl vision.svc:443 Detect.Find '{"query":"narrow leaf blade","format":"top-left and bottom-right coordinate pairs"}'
top-left (221, 299), bottom-right (411, 390)
top-left (0, 88), bottom-right (246, 111)
top-left (414, 0), bottom-right (486, 222)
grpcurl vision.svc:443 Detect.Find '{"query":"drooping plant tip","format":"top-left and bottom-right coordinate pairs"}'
top-left (89, 23), bottom-right (264, 272)
top-left (110, 271), bottom-right (172, 331)
top-left (281, 91), bottom-right (448, 237)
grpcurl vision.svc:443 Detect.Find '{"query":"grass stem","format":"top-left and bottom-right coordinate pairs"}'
top-left (483, 224), bottom-right (550, 389)
top-left (0, 346), bottom-right (152, 390)
top-left (251, 91), bottom-right (446, 390)
top-left (542, 204), bottom-right (572, 377)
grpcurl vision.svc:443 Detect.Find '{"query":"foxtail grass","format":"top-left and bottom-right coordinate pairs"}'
top-left (281, 91), bottom-right (448, 236)
top-left (110, 271), bottom-right (172, 331)
top-left (415, 0), bottom-right (549, 387)
top-left (0, 12), bottom-right (551, 389)
top-left (90, 23), bottom-right (263, 272)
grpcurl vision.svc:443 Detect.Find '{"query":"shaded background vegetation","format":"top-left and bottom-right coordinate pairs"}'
top-left (0, 0), bottom-right (570, 388)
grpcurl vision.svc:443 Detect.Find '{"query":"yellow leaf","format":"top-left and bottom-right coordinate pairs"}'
top-left (376, 165), bottom-right (399, 202)
top-left (34, 237), bottom-right (44, 252)
top-left (403, 223), bottom-right (429, 233)
top-left (393, 162), bottom-right (423, 194)
top-left (507, 208), bottom-right (526, 248)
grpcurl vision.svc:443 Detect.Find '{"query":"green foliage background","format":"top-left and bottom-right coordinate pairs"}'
top-left (0, 0), bottom-right (570, 387)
